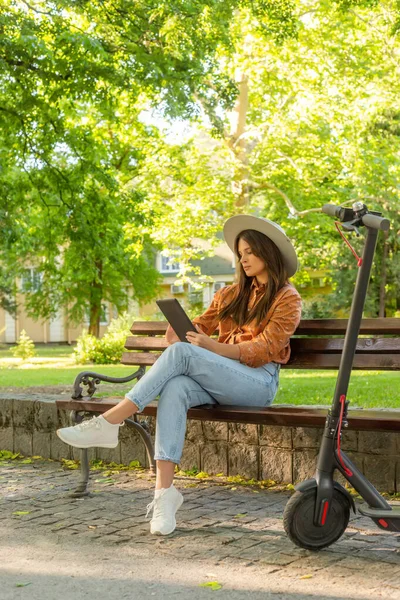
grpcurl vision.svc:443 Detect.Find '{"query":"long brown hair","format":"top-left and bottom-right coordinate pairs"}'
top-left (218, 229), bottom-right (288, 327)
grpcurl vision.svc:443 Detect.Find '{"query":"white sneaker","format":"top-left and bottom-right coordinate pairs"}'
top-left (146, 485), bottom-right (184, 535)
top-left (56, 415), bottom-right (123, 449)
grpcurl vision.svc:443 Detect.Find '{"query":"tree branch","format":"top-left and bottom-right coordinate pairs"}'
top-left (248, 180), bottom-right (322, 217)
top-left (21, 1), bottom-right (54, 16)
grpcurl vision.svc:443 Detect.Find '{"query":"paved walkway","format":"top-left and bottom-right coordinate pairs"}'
top-left (1, 458), bottom-right (399, 599)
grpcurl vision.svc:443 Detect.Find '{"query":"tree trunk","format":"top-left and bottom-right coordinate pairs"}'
top-left (88, 259), bottom-right (103, 338)
top-left (230, 70), bottom-right (249, 209)
top-left (378, 229), bottom-right (389, 318)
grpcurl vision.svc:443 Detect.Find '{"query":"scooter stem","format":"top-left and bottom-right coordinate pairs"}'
top-left (330, 226), bottom-right (379, 416)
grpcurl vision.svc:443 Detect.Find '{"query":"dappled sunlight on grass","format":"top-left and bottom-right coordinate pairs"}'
top-left (0, 364), bottom-right (136, 388)
top-left (0, 344), bottom-right (136, 387)
top-left (0, 356), bottom-right (76, 369)
top-left (283, 369), bottom-right (393, 379)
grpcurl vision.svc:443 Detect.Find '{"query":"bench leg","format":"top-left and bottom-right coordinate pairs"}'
top-left (69, 448), bottom-right (90, 498)
top-left (125, 417), bottom-right (156, 474)
top-left (66, 411), bottom-right (91, 498)
top-left (64, 411), bottom-right (156, 498)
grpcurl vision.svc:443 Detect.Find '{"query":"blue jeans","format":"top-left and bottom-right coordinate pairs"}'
top-left (125, 342), bottom-right (280, 464)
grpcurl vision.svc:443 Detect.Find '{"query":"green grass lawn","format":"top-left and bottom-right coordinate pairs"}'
top-left (0, 344), bottom-right (137, 395)
top-left (0, 345), bottom-right (399, 408)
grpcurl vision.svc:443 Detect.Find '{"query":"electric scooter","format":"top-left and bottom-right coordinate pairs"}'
top-left (283, 201), bottom-right (400, 550)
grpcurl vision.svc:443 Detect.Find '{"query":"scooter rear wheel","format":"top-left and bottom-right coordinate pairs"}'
top-left (283, 488), bottom-right (350, 550)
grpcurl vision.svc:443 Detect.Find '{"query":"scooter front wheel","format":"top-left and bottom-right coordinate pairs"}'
top-left (283, 488), bottom-right (350, 550)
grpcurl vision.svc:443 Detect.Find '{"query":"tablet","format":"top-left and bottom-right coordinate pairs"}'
top-left (156, 298), bottom-right (197, 342)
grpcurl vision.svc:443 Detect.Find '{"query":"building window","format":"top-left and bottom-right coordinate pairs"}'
top-left (311, 278), bottom-right (324, 288)
top-left (84, 303), bottom-right (109, 325)
top-left (21, 268), bottom-right (43, 292)
top-left (100, 304), bottom-right (109, 325)
top-left (159, 254), bottom-right (180, 273)
top-left (170, 283), bottom-right (185, 295)
top-left (188, 284), bottom-right (203, 305)
top-left (213, 281), bottom-right (226, 294)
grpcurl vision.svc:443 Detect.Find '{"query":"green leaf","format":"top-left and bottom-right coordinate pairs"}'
top-left (128, 460), bottom-right (141, 468)
top-left (199, 581), bottom-right (223, 590)
top-left (0, 451), bottom-right (21, 460)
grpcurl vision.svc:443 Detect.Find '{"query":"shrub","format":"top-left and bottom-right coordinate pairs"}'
top-left (73, 312), bottom-right (134, 364)
top-left (72, 332), bottom-right (98, 364)
top-left (11, 329), bottom-right (37, 360)
top-left (94, 331), bottom-right (127, 364)
top-left (301, 297), bottom-right (332, 319)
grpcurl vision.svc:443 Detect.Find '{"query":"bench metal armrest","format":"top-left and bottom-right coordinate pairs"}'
top-left (72, 366), bottom-right (146, 400)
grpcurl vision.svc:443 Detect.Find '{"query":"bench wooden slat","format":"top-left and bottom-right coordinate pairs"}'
top-left (131, 318), bottom-right (400, 336)
top-left (124, 336), bottom-right (400, 354)
top-left (121, 352), bottom-right (157, 366)
top-left (290, 338), bottom-right (400, 353)
top-left (287, 353), bottom-right (400, 370)
top-left (55, 398), bottom-right (400, 432)
top-left (295, 318), bottom-right (400, 335)
top-left (121, 350), bottom-right (400, 370)
top-left (125, 337), bottom-right (169, 350)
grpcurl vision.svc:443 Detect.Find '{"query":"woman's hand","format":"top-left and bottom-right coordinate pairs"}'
top-left (186, 324), bottom-right (219, 353)
top-left (165, 324), bottom-right (180, 345)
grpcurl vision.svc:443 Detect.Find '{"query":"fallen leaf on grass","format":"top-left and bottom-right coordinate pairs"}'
top-left (234, 514), bottom-right (247, 518)
top-left (15, 583), bottom-right (32, 588)
top-left (94, 478), bottom-right (115, 483)
top-left (199, 581), bottom-right (223, 590)
top-left (299, 574), bottom-right (313, 580)
top-left (12, 511), bottom-right (31, 516)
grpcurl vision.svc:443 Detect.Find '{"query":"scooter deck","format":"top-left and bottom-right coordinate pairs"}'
top-left (358, 504), bottom-right (400, 532)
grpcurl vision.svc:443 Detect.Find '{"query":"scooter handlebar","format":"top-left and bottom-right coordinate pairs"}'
top-left (321, 204), bottom-right (390, 231)
top-left (321, 204), bottom-right (341, 218)
top-left (362, 213), bottom-right (390, 231)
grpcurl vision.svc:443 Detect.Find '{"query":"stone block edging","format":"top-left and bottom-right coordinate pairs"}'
top-left (0, 394), bottom-right (399, 492)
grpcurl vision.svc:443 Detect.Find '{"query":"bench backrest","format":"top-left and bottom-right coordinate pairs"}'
top-left (123, 318), bottom-right (400, 371)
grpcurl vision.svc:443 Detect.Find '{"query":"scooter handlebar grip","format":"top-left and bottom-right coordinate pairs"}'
top-left (321, 204), bottom-right (341, 217)
top-left (362, 213), bottom-right (390, 231)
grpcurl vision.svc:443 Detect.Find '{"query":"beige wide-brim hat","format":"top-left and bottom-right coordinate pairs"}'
top-left (223, 214), bottom-right (298, 277)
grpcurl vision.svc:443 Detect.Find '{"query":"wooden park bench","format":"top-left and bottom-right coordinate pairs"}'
top-left (56, 318), bottom-right (400, 497)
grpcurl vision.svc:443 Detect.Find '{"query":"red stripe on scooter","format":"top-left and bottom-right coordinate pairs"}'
top-left (321, 501), bottom-right (329, 525)
top-left (378, 519), bottom-right (388, 528)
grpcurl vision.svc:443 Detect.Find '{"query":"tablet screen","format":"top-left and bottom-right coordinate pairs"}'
top-left (156, 298), bottom-right (197, 342)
